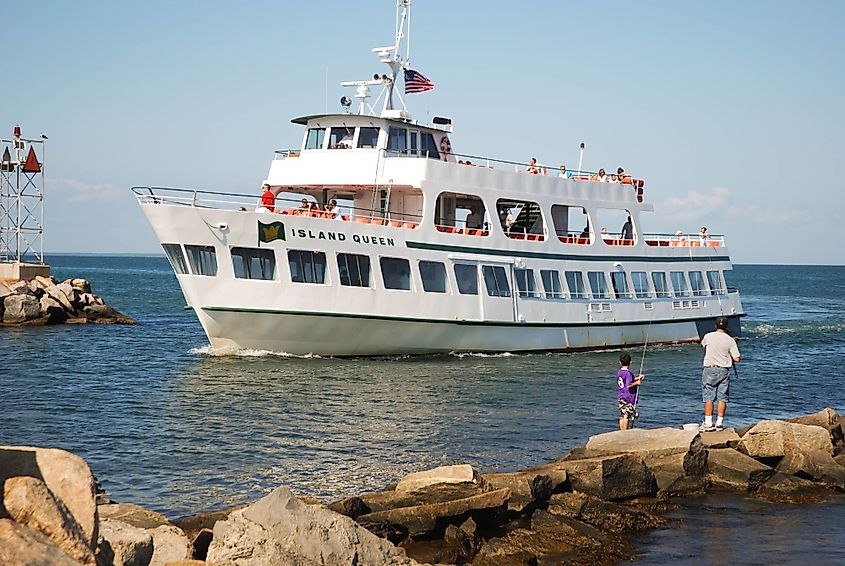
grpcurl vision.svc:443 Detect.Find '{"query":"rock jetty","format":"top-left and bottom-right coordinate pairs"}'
top-left (0, 276), bottom-right (135, 326)
top-left (1, 408), bottom-right (843, 565)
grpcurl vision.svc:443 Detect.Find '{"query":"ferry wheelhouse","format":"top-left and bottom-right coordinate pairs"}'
top-left (134, 1), bottom-right (743, 356)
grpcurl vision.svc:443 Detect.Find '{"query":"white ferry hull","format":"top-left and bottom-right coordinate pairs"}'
top-left (198, 307), bottom-right (734, 357)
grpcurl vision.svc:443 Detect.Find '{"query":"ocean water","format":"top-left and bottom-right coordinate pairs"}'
top-left (2, 258), bottom-right (844, 562)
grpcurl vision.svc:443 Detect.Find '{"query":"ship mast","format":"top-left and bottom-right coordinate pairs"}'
top-left (340, 0), bottom-right (412, 119)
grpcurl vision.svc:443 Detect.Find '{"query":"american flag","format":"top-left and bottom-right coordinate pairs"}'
top-left (404, 69), bottom-right (435, 94)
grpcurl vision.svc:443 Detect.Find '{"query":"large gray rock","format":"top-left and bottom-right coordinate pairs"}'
top-left (357, 488), bottom-right (511, 538)
top-left (0, 518), bottom-right (81, 566)
top-left (788, 408), bottom-right (844, 447)
top-left (149, 524), bottom-right (189, 566)
top-left (547, 492), bottom-right (666, 533)
top-left (44, 284), bottom-right (75, 312)
top-left (70, 278), bottom-right (92, 294)
top-left (551, 453), bottom-right (658, 500)
top-left (706, 448), bottom-right (775, 491)
top-left (395, 464), bottom-right (480, 495)
top-left (3, 475), bottom-right (96, 564)
top-left (582, 427), bottom-right (706, 495)
top-left (83, 303), bottom-right (137, 324)
top-left (0, 281), bottom-right (14, 299)
top-left (699, 428), bottom-right (741, 449)
top-left (327, 495), bottom-right (372, 519)
top-left (3, 293), bottom-right (41, 322)
top-left (39, 295), bottom-right (68, 324)
top-left (99, 518), bottom-right (154, 566)
top-left (776, 450), bottom-right (845, 489)
top-left (207, 486), bottom-right (418, 565)
top-left (0, 445), bottom-right (99, 547)
top-left (481, 469), bottom-right (568, 512)
top-left (98, 502), bottom-right (171, 530)
top-left (737, 420), bottom-right (833, 461)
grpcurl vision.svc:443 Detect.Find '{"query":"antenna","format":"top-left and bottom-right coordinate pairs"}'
top-left (340, 0), bottom-right (412, 119)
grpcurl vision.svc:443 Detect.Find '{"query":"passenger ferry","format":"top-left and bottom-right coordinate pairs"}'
top-left (134, 1), bottom-right (744, 356)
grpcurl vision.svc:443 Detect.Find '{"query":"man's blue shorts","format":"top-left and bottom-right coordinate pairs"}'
top-left (702, 366), bottom-right (730, 402)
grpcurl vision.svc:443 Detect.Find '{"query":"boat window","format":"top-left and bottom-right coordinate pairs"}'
top-left (652, 272), bottom-right (670, 297)
top-left (482, 265), bottom-right (511, 298)
top-left (387, 127), bottom-right (407, 153)
top-left (162, 243), bottom-right (188, 275)
top-left (540, 269), bottom-right (563, 299)
top-left (610, 271), bottom-right (631, 299)
top-left (434, 192), bottom-right (488, 234)
top-left (706, 270), bottom-right (725, 295)
top-left (514, 268), bottom-right (538, 298)
top-left (288, 250), bottom-right (327, 284)
top-left (337, 253), bottom-right (371, 287)
top-left (496, 199), bottom-right (545, 239)
top-left (380, 257), bottom-right (411, 290)
top-left (565, 271), bottom-right (586, 299)
top-left (631, 271), bottom-right (651, 298)
top-left (357, 127), bottom-right (380, 148)
top-left (184, 245), bottom-right (218, 276)
top-left (421, 132), bottom-right (440, 159)
top-left (305, 128), bottom-right (325, 150)
top-left (595, 208), bottom-right (635, 245)
top-left (419, 260), bottom-right (448, 293)
top-left (454, 264), bottom-right (478, 295)
top-left (670, 271), bottom-right (690, 297)
top-left (587, 271), bottom-right (609, 299)
top-left (551, 205), bottom-right (591, 244)
top-left (231, 247), bottom-right (276, 280)
top-left (688, 271), bottom-right (707, 296)
top-left (328, 127), bottom-right (354, 149)
top-left (408, 130), bottom-right (419, 155)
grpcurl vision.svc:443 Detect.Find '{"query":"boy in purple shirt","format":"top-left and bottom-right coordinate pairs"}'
top-left (617, 353), bottom-right (645, 430)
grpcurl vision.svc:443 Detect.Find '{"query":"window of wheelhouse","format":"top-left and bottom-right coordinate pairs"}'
top-left (288, 250), bottom-right (327, 284)
top-left (419, 261), bottom-right (448, 293)
top-left (185, 245), bottom-right (218, 276)
top-left (631, 271), bottom-right (651, 298)
top-left (541, 269), bottom-right (564, 299)
top-left (652, 272), bottom-right (670, 297)
top-left (304, 128), bottom-right (325, 150)
top-left (162, 244), bottom-right (188, 275)
top-left (595, 208), bottom-right (635, 245)
top-left (380, 257), bottom-right (412, 290)
top-left (337, 253), bottom-right (371, 287)
top-left (482, 265), bottom-right (511, 298)
top-left (497, 199), bottom-right (545, 240)
top-left (357, 127), bottom-right (380, 148)
top-left (434, 192), bottom-right (489, 235)
top-left (231, 247), bottom-right (276, 280)
top-left (688, 271), bottom-right (707, 296)
top-left (551, 205), bottom-right (591, 244)
top-left (328, 127), bottom-right (354, 149)
top-left (610, 271), bottom-right (631, 299)
top-left (514, 268), bottom-right (538, 298)
top-left (421, 132), bottom-right (440, 159)
top-left (454, 264), bottom-right (478, 295)
top-left (670, 271), bottom-right (690, 297)
top-left (387, 127), bottom-right (407, 153)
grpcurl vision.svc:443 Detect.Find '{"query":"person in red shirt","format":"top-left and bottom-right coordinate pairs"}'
top-left (260, 184), bottom-right (276, 212)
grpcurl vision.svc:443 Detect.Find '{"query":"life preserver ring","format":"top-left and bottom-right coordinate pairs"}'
top-left (440, 136), bottom-right (452, 154)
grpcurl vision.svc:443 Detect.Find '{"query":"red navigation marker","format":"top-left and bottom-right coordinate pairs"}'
top-left (23, 146), bottom-right (41, 173)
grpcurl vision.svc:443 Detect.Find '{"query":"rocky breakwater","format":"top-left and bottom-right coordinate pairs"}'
top-left (0, 276), bottom-right (135, 326)
top-left (1, 408), bottom-right (843, 566)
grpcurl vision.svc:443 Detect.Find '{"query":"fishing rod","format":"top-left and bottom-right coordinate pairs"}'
top-left (631, 304), bottom-right (656, 428)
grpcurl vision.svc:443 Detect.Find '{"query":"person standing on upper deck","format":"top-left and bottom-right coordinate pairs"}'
top-left (700, 316), bottom-right (740, 431)
top-left (260, 184), bottom-right (276, 212)
top-left (621, 216), bottom-right (634, 241)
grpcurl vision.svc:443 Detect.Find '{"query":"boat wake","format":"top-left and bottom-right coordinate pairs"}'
top-left (188, 345), bottom-right (325, 359)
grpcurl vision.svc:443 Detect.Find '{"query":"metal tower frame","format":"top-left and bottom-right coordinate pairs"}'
top-left (1, 128), bottom-right (46, 265)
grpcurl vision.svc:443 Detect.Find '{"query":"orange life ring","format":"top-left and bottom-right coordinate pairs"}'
top-left (440, 136), bottom-right (452, 154)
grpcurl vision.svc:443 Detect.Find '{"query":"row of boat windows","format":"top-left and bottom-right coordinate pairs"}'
top-left (304, 126), bottom-right (441, 158)
top-left (163, 243), bottom-right (728, 299)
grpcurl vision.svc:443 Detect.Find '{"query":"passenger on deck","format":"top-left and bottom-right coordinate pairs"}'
top-left (466, 207), bottom-right (484, 230)
top-left (610, 174), bottom-right (620, 183)
top-left (675, 230), bottom-right (687, 245)
top-left (617, 167), bottom-right (630, 180)
top-left (699, 226), bottom-right (709, 241)
top-left (600, 227), bottom-right (610, 240)
top-left (324, 199), bottom-right (340, 219)
top-left (621, 216), bottom-right (634, 240)
top-left (260, 184), bottom-right (276, 212)
top-left (597, 168), bottom-right (608, 182)
top-left (527, 157), bottom-right (540, 174)
top-left (579, 225), bottom-right (591, 240)
top-left (296, 198), bottom-right (310, 215)
top-left (558, 165), bottom-right (571, 179)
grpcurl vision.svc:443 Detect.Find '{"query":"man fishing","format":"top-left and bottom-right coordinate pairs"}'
top-left (700, 316), bottom-right (741, 431)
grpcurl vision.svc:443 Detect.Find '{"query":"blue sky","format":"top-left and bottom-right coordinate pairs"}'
top-left (3, 0), bottom-right (843, 264)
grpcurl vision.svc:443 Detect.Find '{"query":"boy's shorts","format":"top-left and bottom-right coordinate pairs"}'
top-left (618, 400), bottom-right (638, 421)
top-left (702, 367), bottom-right (730, 402)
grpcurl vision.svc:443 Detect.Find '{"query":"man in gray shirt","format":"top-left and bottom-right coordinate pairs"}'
top-left (700, 316), bottom-right (740, 431)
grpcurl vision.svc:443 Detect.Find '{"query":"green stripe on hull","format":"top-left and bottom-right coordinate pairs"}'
top-left (405, 240), bottom-right (731, 263)
top-left (201, 306), bottom-right (744, 328)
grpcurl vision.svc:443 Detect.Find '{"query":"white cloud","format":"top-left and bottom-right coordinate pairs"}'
top-left (50, 178), bottom-right (125, 203)
top-left (657, 186), bottom-right (805, 225)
